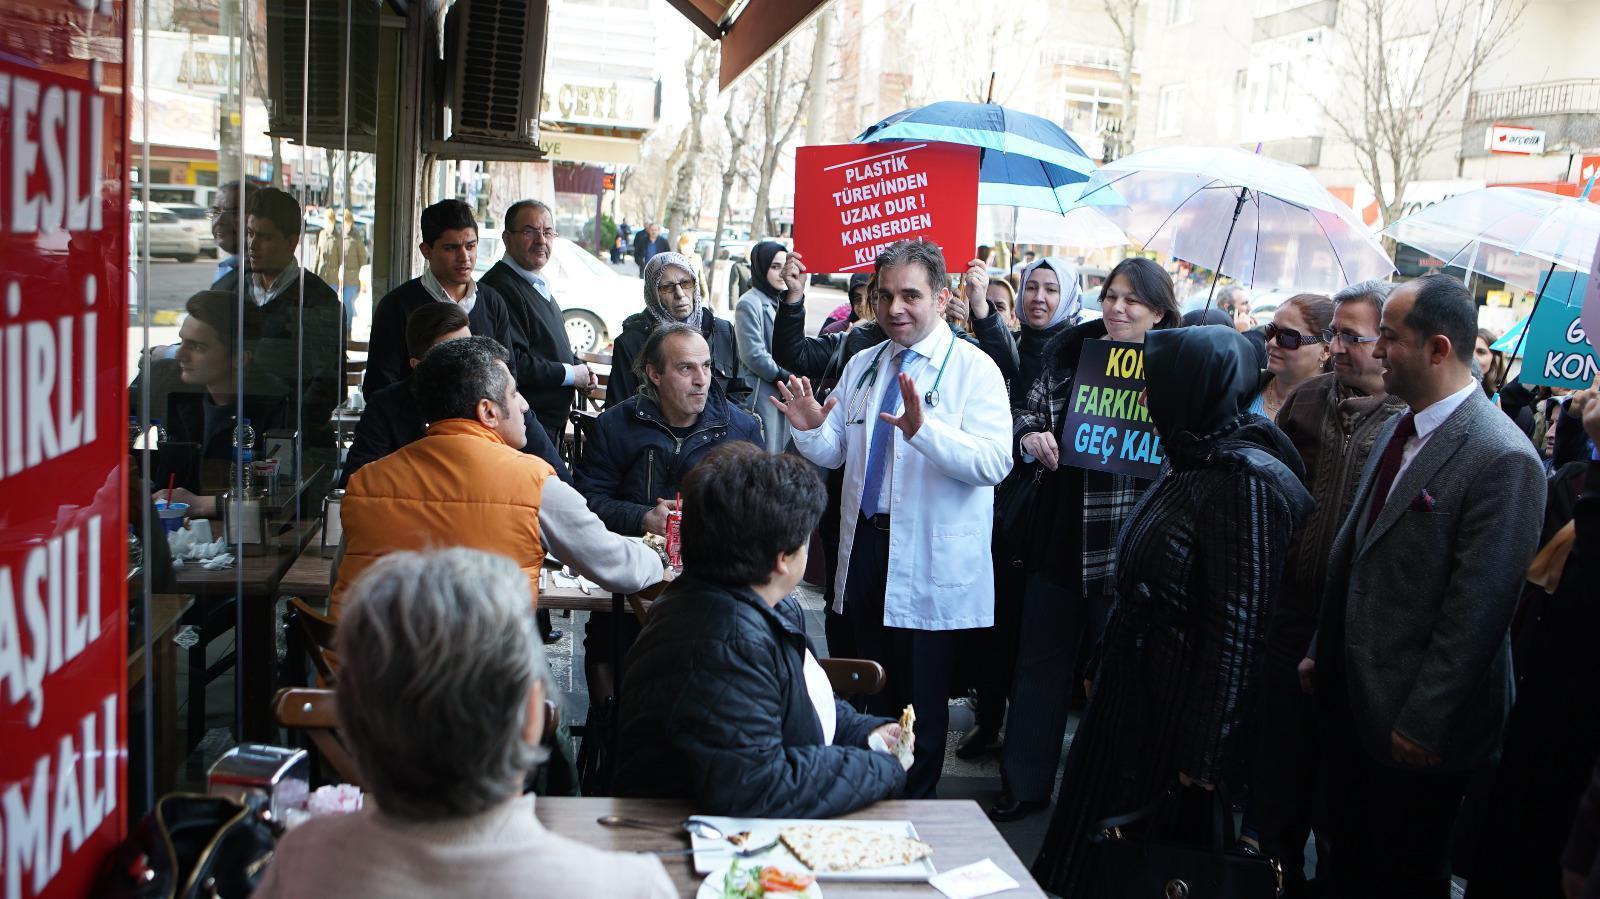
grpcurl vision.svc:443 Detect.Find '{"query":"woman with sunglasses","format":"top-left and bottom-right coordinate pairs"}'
top-left (1257, 294), bottom-right (1335, 421)
top-left (608, 252), bottom-right (751, 408)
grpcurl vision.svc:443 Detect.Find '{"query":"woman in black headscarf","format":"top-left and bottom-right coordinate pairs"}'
top-left (733, 240), bottom-right (793, 453)
top-left (1031, 326), bottom-right (1313, 897)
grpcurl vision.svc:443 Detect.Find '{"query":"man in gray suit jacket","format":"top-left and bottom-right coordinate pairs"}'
top-left (1301, 274), bottom-right (1545, 899)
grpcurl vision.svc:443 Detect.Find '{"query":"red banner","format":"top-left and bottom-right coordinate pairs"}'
top-left (793, 143), bottom-right (980, 274)
top-left (1, 0), bottom-right (131, 892)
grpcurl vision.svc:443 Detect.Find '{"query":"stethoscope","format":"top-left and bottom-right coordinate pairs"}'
top-left (845, 335), bottom-right (957, 424)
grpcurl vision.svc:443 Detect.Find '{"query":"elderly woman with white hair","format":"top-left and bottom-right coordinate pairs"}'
top-left (252, 548), bottom-right (675, 898)
top-left (606, 251), bottom-right (750, 408)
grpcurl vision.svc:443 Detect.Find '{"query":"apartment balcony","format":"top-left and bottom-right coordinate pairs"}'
top-left (1461, 79), bottom-right (1600, 158)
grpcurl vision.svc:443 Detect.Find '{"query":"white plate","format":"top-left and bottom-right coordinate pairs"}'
top-left (696, 862), bottom-right (823, 899)
top-left (688, 816), bottom-right (937, 882)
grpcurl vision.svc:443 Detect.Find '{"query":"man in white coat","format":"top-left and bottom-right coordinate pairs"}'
top-left (773, 239), bottom-right (1013, 797)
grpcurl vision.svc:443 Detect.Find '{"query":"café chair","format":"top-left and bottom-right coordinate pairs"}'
top-left (272, 687), bottom-right (363, 788)
top-left (285, 598), bottom-right (340, 686)
top-left (566, 408), bottom-right (601, 469)
top-left (817, 658), bottom-right (885, 696)
top-left (272, 687), bottom-right (560, 791)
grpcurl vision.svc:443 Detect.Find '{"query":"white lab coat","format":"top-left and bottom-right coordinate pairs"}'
top-left (791, 324), bottom-right (1012, 630)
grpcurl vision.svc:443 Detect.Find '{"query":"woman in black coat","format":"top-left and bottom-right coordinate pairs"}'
top-left (1031, 326), bottom-right (1313, 897)
top-left (986, 258), bottom-right (1181, 818)
top-left (606, 251), bottom-right (749, 408)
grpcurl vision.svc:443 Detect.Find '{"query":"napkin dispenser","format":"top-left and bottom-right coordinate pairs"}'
top-left (320, 489), bottom-right (344, 557)
top-left (209, 744), bottom-right (309, 824)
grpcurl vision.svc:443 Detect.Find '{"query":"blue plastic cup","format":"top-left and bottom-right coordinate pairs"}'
top-left (155, 501), bottom-right (189, 533)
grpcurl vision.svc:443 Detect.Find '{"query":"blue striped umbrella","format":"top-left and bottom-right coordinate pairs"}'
top-left (853, 101), bottom-right (1103, 214)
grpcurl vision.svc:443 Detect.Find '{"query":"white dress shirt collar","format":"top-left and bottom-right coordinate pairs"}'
top-left (1411, 379), bottom-right (1477, 440)
top-left (897, 322), bottom-right (953, 362)
top-left (505, 257), bottom-right (551, 297)
top-left (421, 267), bottom-right (478, 314)
top-left (249, 262), bottom-right (301, 307)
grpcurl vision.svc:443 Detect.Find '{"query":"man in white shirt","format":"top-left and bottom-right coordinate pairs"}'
top-left (773, 239), bottom-right (1013, 797)
top-left (1303, 273), bottom-right (1545, 898)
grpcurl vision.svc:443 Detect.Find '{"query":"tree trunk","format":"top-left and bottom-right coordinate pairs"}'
top-left (804, 7), bottom-right (833, 147)
top-left (749, 49), bottom-right (786, 240)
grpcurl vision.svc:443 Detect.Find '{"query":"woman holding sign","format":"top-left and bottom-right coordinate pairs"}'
top-left (988, 257), bottom-right (1180, 822)
top-left (1031, 326), bottom-right (1313, 897)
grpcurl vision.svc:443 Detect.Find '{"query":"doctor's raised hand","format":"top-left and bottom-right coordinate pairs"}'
top-left (772, 375), bottom-right (836, 431)
top-left (880, 372), bottom-right (925, 439)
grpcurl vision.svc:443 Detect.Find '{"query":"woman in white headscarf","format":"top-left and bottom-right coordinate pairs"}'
top-left (607, 252), bottom-right (749, 408)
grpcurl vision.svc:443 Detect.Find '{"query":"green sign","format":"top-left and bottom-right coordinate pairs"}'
top-left (1521, 270), bottom-right (1599, 389)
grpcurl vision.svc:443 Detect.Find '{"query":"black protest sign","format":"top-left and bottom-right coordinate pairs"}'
top-left (1059, 338), bottom-right (1165, 480)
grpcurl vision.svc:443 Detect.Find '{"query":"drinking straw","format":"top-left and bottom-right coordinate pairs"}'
top-left (165, 473), bottom-right (176, 505)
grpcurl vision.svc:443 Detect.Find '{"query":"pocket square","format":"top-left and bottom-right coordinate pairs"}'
top-left (1409, 489), bottom-right (1436, 513)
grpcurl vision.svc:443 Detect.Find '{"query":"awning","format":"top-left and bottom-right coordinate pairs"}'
top-left (663, 0), bottom-right (833, 89)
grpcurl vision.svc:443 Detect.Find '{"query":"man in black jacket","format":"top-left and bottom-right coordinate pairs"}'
top-left (574, 323), bottom-right (763, 711)
top-left (615, 443), bottom-right (909, 817)
top-left (364, 199), bottom-right (516, 396)
top-left (211, 187), bottom-right (344, 449)
top-left (340, 302), bottom-right (567, 488)
top-left (479, 199), bottom-right (596, 445)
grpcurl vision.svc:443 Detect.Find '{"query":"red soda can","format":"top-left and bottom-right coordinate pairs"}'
top-left (665, 508), bottom-right (683, 571)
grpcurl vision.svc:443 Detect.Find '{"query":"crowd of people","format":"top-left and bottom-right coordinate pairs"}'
top-left (141, 186), bottom-right (1600, 898)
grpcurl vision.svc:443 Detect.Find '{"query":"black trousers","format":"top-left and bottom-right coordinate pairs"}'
top-left (845, 513), bottom-right (960, 799)
top-left (965, 554), bottom-right (1025, 733)
top-left (1317, 695), bottom-right (1470, 899)
top-left (1242, 650), bottom-right (1321, 894)
top-left (1000, 573), bottom-right (1110, 803)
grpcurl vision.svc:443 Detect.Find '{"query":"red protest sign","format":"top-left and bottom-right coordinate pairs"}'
top-left (793, 142), bottom-right (980, 273)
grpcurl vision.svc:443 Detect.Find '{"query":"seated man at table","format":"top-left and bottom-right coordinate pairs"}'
top-left (614, 444), bottom-right (910, 817)
top-left (131, 290), bottom-right (287, 516)
top-left (332, 336), bottom-right (660, 616)
top-left (574, 321), bottom-right (763, 712)
top-left (254, 548), bottom-right (677, 898)
top-left (341, 302), bottom-right (567, 487)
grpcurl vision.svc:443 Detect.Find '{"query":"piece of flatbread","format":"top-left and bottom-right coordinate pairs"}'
top-left (896, 705), bottom-right (916, 768)
top-left (779, 825), bottom-right (933, 872)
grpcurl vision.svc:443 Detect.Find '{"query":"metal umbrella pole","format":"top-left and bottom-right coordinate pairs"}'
top-left (1509, 260), bottom-right (1560, 363)
top-left (1205, 186), bottom-right (1251, 311)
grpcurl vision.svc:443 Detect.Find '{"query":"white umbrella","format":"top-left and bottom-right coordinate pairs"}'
top-left (1380, 184), bottom-right (1600, 290)
top-left (1076, 145), bottom-right (1395, 301)
top-left (1383, 180), bottom-right (1600, 359)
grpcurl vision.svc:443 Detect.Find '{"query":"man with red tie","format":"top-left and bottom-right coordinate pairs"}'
top-left (1301, 274), bottom-right (1545, 899)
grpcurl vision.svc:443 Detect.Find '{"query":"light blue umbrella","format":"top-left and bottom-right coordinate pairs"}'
top-left (853, 101), bottom-right (1103, 215)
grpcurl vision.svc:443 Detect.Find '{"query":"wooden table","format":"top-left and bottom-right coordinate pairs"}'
top-left (172, 517), bottom-right (320, 743)
top-left (533, 797), bottom-right (1046, 897)
top-left (127, 593), bottom-right (192, 803)
top-left (279, 535), bottom-right (658, 616)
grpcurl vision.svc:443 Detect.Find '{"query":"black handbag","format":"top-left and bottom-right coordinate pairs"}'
top-left (95, 792), bottom-right (278, 898)
top-left (1091, 785), bottom-right (1282, 899)
top-left (992, 461), bottom-right (1043, 566)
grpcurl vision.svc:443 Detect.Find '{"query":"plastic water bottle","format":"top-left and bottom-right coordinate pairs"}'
top-left (230, 418), bottom-right (256, 496)
top-left (152, 418), bottom-right (167, 446)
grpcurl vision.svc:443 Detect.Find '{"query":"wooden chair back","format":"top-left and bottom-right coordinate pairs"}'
top-left (285, 598), bottom-right (340, 685)
top-left (816, 658), bottom-right (886, 695)
top-left (273, 687), bottom-right (364, 787)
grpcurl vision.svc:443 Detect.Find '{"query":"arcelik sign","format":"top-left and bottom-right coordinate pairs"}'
top-left (1487, 123), bottom-right (1546, 155)
top-left (1, 0), bottom-right (131, 893)
top-left (793, 142), bottom-right (980, 273)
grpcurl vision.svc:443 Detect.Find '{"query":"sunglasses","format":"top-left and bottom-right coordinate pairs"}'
top-left (1319, 328), bottom-right (1379, 346)
top-left (1264, 322), bottom-right (1325, 350)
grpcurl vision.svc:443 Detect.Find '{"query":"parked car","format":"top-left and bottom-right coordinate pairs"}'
top-left (160, 202), bottom-right (219, 257)
top-left (477, 235), bottom-right (642, 354)
top-left (129, 200), bottom-right (201, 262)
top-left (136, 183), bottom-right (218, 210)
